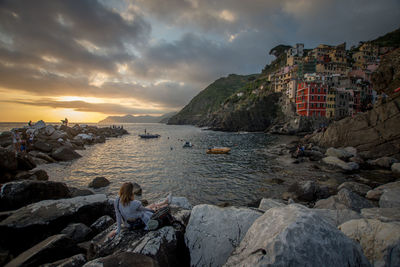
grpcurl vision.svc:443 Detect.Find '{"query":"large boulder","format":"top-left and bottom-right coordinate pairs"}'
top-left (51, 146), bottom-right (82, 161)
top-left (185, 204), bottom-right (262, 267)
top-left (314, 188), bottom-right (374, 212)
top-left (61, 223), bottom-right (93, 243)
top-left (225, 205), bottom-right (370, 266)
top-left (88, 176), bottom-right (110, 189)
top-left (84, 252), bottom-right (158, 267)
top-left (28, 151), bottom-right (56, 163)
top-left (312, 208), bottom-right (362, 227)
top-left (368, 157), bottom-right (399, 169)
top-left (42, 253), bottom-right (87, 267)
top-left (285, 180), bottom-right (331, 202)
top-left (59, 125), bottom-right (78, 138)
top-left (379, 187), bottom-right (400, 208)
top-left (49, 130), bottom-right (68, 141)
top-left (361, 208), bottom-right (400, 222)
top-left (366, 181), bottom-right (400, 200)
top-left (339, 219), bottom-right (400, 267)
top-left (4, 234), bottom-right (80, 267)
top-left (43, 125), bottom-right (56, 136)
top-left (0, 180), bottom-right (71, 211)
top-left (90, 215), bottom-right (115, 236)
top-left (169, 196), bottom-right (192, 210)
top-left (0, 194), bottom-right (112, 256)
top-left (33, 141), bottom-right (53, 153)
top-left (0, 132), bottom-right (13, 147)
top-left (16, 154), bottom-right (37, 170)
top-left (0, 147), bottom-right (18, 172)
top-left (68, 187), bottom-right (94, 197)
top-left (32, 120), bottom-right (46, 130)
top-left (338, 182), bottom-right (372, 197)
top-left (322, 156), bottom-right (359, 171)
top-left (258, 198), bottom-right (285, 211)
top-left (326, 147), bottom-right (353, 160)
top-left (392, 163), bottom-right (400, 174)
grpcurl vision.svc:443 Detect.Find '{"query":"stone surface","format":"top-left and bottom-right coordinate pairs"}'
top-left (44, 125), bottom-right (56, 136)
top-left (4, 234), bottom-right (79, 267)
top-left (338, 182), bottom-right (372, 197)
top-left (42, 253), bottom-right (87, 267)
top-left (169, 196), bottom-right (192, 210)
top-left (68, 187), bottom-right (94, 197)
top-left (88, 176), bottom-right (110, 189)
top-left (286, 180), bottom-right (331, 202)
top-left (344, 146), bottom-right (358, 157)
top-left (326, 147), bottom-right (353, 160)
top-left (51, 146), bottom-right (82, 161)
top-left (61, 223), bottom-right (92, 243)
top-left (0, 194), bottom-right (112, 256)
top-left (361, 208), bottom-right (400, 222)
top-left (225, 204), bottom-right (370, 267)
top-left (90, 215), bottom-right (115, 235)
top-left (185, 204), bottom-right (262, 267)
top-left (368, 157), bottom-right (399, 169)
top-left (392, 163), bottom-right (400, 174)
top-left (312, 208), bottom-right (362, 227)
top-left (84, 252), bottom-right (159, 267)
top-left (314, 188), bottom-right (373, 212)
top-left (322, 156), bottom-right (359, 171)
top-left (0, 147), bottom-right (18, 172)
top-left (258, 198), bottom-right (285, 211)
top-left (379, 188), bottom-right (400, 208)
top-left (0, 180), bottom-right (71, 211)
top-left (339, 219), bottom-right (400, 267)
top-left (366, 181), bottom-right (400, 200)
top-left (33, 141), bottom-right (53, 153)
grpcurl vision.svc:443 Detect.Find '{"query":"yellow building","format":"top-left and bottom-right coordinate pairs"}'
top-left (352, 42), bottom-right (379, 69)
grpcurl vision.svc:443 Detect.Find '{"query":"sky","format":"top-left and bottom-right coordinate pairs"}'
top-left (0, 0), bottom-right (399, 122)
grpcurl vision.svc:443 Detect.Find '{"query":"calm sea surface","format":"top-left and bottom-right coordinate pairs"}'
top-left (1, 123), bottom-right (281, 206)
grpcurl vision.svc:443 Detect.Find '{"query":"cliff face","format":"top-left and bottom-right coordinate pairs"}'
top-left (308, 49), bottom-right (400, 159)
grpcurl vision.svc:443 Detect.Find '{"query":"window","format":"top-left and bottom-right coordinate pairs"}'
top-left (324, 96), bottom-right (326, 101)
top-left (318, 88), bottom-right (321, 93)
top-left (318, 96), bottom-right (320, 100)
top-left (311, 96), bottom-right (314, 100)
top-left (311, 88), bottom-right (314, 93)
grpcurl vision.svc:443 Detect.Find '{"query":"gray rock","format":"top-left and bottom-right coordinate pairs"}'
top-left (322, 156), bottom-right (359, 171)
top-left (42, 253), bottom-right (87, 267)
top-left (258, 198), bottom-right (286, 212)
top-left (314, 188), bottom-right (373, 212)
top-left (0, 131), bottom-right (13, 148)
top-left (304, 150), bottom-right (325, 161)
top-left (49, 130), bottom-right (68, 140)
top-left (338, 182), bottom-right (372, 197)
top-left (88, 176), bottom-right (110, 189)
top-left (185, 204), bottom-right (262, 267)
top-left (90, 215), bottom-right (115, 235)
top-left (170, 196), bottom-right (192, 210)
top-left (83, 252), bottom-right (158, 267)
top-left (366, 181), bottom-right (400, 200)
top-left (392, 163), bottom-right (400, 174)
top-left (44, 125), bottom-right (56, 136)
top-left (0, 180), bottom-right (71, 211)
top-left (68, 187), bottom-right (94, 197)
top-left (31, 157), bottom-right (48, 165)
top-left (379, 188), bottom-right (400, 208)
top-left (368, 157), bottom-right (399, 169)
top-left (361, 208), bottom-right (400, 222)
top-left (32, 120), bottom-right (46, 130)
top-left (0, 194), bottom-right (112, 257)
top-left (225, 204), bottom-right (370, 267)
top-left (51, 146), bottom-right (82, 161)
top-left (33, 141), bottom-right (53, 153)
top-left (339, 219), bottom-right (400, 267)
top-left (312, 208), bottom-right (362, 227)
top-left (325, 147), bottom-right (353, 160)
top-left (344, 146), bottom-right (358, 157)
top-left (4, 234), bottom-right (78, 267)
top-left (61, 223), bottom-right (92, 243)
top-left (0, 147), bottom-right (18, 172)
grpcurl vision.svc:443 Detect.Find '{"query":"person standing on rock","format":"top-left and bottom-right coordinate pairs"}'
top-left (108, 182), bottom-right (172, 238)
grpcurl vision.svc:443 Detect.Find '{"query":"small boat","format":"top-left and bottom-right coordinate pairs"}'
top-left (139, 133), bottom-right (160, 139)
top-left (183, 141), bottom-right (193, 148)
top-left (206, 147), bottom-right (231, 154)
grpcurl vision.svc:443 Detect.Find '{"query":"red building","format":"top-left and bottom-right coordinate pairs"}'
top-left (296, 82), bottom-right (328, 117)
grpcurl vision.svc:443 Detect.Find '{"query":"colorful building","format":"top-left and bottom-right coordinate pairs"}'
top-left (296, 82), bottom-right (328, 117)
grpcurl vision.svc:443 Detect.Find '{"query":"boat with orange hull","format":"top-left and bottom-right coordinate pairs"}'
top-left (206, 147), bottom-right (231, 154)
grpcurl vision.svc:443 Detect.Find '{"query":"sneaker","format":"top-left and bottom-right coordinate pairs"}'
top-left (147, 219), bottom-right (159, 231)
top-left (166, 193), bottom-right (173, 204)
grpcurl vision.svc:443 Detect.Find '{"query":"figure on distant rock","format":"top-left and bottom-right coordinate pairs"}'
top-left (61, 118), bottom-right (68, 126)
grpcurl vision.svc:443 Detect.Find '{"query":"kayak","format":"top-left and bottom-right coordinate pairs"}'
top-left (206, 147), bottom-right (231, 154)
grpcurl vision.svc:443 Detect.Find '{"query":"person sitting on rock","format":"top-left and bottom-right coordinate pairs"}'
top-left (108, 182), bottom-right (172, 238)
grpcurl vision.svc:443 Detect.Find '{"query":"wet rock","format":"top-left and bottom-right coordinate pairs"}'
top-left (258, 198), bottom-right (286, 212)
top-left (33, 141), bottom-right (53, 153)
top-left (29, 169), bottom-right (49, 181)
top-left (171, 208), bottom-right (191, 226)
top-left (42, 253), bottom-right (87, 267)
top-left (169, 196), bottom-right (192, 210)
top-left (68, 187), bottom-right (94, 197)
top-left (51, 146), bottom-right (82, 161)
top-left (366, 181), bottom-right (400, 201)
top-left (337, 182), bottom-right (372, 197)
top-left (392, 163), bottom-right (400, 174)
top-left (322, 156), bottom-right (359, 171)
top-left (0, 147), bottom-right (18, 172)
top-left (225, 204), bottom-right (370, 267)
top-left (314, 188), bottom-right (374, 212)
top-left (325, 147), bottom-right (353, 160)
top-left (4, 234), bottom-right (80, 267)
top-left (0, 132), bottom-right (13, 148)
top-left (0, 194), bottom-right (112, 256)
top-left (185, 204), bottom-right (262, 267)
top-left (286, 180), bottom-right (331, 202)
top-left (17, 153), bottom-right (37, 170)
top-left (339, 219), bottom-right (400, 267)
top-left (312, 208), bottom-right (362, 227)
top-left (379, 188), bottom-right (400, 208)
top-left (61, 223), bottom-right (93, 243)
top-left (361, 207), bottom-right (400, 222)
top-left (368, 157), bottom-right (399, 169)
top-left (88, 176), bottom-right (110, 189)
top-left (83, 252), bottom-right (158, 267)
top-left (0, 180), bottom-right (71, 211)
top-left (90, 215), bottom-right (115, 235)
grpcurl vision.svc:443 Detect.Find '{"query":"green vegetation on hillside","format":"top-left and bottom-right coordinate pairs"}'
top-left (371, 27), bottom-right (400, 48)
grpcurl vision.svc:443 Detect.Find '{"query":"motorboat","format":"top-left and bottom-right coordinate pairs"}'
top-left (206, 147), bottom-right (231, 154)
top-left (183, 141), bottom-right (193, 148)
top-left (139, 133), bottom-right (160, 139)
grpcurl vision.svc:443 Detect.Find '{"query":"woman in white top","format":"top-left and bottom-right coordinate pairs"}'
top-left (108, 182), bottom-right (171, 238)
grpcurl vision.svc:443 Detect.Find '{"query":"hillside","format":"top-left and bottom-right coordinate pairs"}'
top-left (370, 27), bottom-right (400, 48)
top-left (168, 74), bottom-right (258, 125)
top-left (99, 112), bottom-right (177, 124)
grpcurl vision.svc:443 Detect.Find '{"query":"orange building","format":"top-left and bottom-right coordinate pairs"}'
top-left (296, 82), bottom-right (328, 117)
